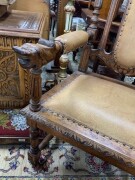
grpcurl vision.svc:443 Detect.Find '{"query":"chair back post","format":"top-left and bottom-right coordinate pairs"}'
top-left (99, 0), bottom-right (123, 50)
top-left (78, 0), bottom-right (102, 72)
top-left (87, 0), bottom-right (102, 39)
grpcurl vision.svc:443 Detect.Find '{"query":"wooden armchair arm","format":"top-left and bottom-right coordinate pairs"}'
top-left (13, 31), bottom-right (89, 70)
top-left (13, 40), bottom-right (58, 69)
top-left (13, 30), bottom-right (89, 111)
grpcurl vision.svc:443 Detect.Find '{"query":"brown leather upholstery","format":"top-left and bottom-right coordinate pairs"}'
top-left (55, 30), bottom-right (89, 54)
top-left (44, 74), bottom-right (135, 147)
top-left (114, 0), bottom-right (135, 68)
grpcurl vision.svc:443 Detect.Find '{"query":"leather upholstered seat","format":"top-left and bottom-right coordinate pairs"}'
top-left (21, 71), bottom-right (135, 174)
top-left (44, 73), bottom-right (135, 148)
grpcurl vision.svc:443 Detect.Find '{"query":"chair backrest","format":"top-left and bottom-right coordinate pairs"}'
top-left (98, 0), bottom-right (135, 76)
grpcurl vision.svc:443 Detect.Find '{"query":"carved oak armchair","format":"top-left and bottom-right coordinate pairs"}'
top-left (13, 0), bottom-right (135, 175)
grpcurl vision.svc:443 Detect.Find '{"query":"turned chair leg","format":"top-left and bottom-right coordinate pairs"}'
top-left (28, 126), bottom-right (40, 166)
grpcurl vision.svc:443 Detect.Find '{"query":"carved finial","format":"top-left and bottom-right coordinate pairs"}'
top-left (87, 0), bottom-right (102, 38)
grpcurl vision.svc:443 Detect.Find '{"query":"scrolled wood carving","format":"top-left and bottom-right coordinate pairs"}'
top-left (0, 36), bottom-right (37, 48)
top-left (13, 40), bottom-right (60, 70)
top-left (0, 50), bottom-right (20, 97)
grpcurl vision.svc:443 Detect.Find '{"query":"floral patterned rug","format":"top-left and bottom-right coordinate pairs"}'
top-left (0, 139), bottom-right (134, 180)
top-left (0, 110), bottom-right (134, 180)
top-left (0, 109), bottom-right (29, 141)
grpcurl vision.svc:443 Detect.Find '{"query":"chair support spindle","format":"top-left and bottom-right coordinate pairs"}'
top-left (29, 68), bottom-right (42, 112)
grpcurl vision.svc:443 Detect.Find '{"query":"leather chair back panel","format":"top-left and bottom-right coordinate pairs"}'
top-left (114, 0), bottom-right (135, 68)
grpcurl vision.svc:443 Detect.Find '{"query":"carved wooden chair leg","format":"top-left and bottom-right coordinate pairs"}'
top-left (28, 125), bottom-right (40, 166)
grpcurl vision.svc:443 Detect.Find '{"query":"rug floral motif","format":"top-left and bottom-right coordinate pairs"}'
top-left (0, 109), bottom-right (29, 139)
top-left (0, 109), bottom-right (134, 179)
top-left (0, 109), bottom-right (28, 131)
top-left (0, 139), bottom-right (134, 180)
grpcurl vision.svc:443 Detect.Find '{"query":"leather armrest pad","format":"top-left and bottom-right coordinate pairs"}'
top-left (55, 30), bottom-right (89, 54)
